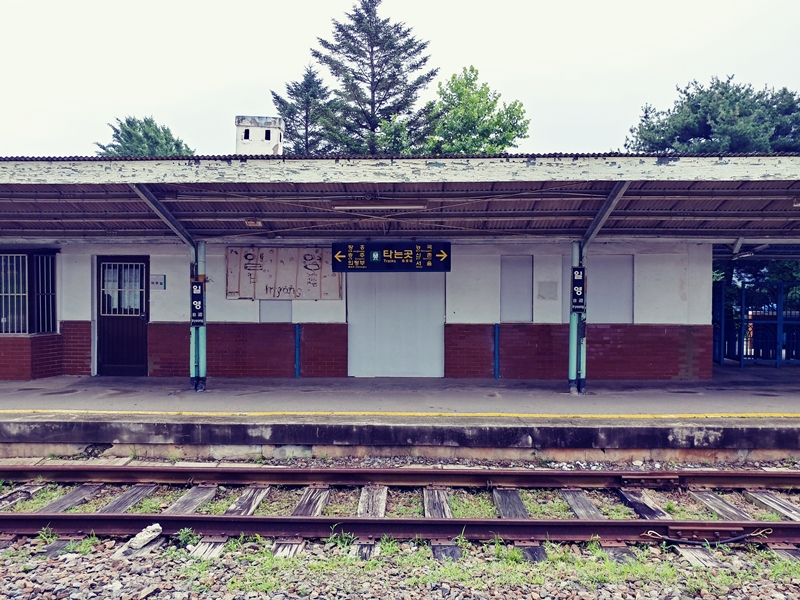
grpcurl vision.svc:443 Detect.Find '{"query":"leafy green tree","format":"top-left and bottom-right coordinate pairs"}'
top-left (375, 115), bottom-right (412, 154)
top-left (424, 66), bottom-right (530, 154)
top-left (626, 77), bottom-right (800, 153)
top-left (271, 66), bottom-right (334, 155)
top-left (311, 0), bottom-right (438, 154)
top-left (95, 116), bottom-right (194, 156)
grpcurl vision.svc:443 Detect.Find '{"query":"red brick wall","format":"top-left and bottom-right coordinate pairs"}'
top-left (500, 323), bottom-right (569, 379)
top-left (587, 324), bottom-right (712, 380)
top-left (207, 323), bottom-right (295, 377)
top-left (0, 333), bottom-right (67, 380)
top-left (0, 336), bottom-right (32, 380)
top-left (497, 323), bottom-right (713, 380)
top-left (30, 334), bottom-right (64, 379)
top-left (61, 321), bottom-right (92, 375)
top-left (148, 323), bottom-right (190, 377)
top-left (300, 323), bottom-right (348, 377)
top-left (444, 324), bottom-right (494, 378)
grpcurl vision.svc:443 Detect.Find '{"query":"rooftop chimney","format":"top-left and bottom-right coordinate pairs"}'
top-left (235, 116), bottom-right (285, 155)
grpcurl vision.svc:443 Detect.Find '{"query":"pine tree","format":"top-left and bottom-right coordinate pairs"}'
top-left (625, 77), bottom-right (800, 153)
top-left (311, 0), bottom-right (437, 154)
top-left (271, 66), bottom-right (334, 155)
top-left (95, 116), bottom-right (194, 156)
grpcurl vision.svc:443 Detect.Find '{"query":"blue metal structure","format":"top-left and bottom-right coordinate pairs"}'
top-left (714, 281), bottom-right (800, 367)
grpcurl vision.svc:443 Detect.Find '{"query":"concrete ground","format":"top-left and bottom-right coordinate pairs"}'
top-left (1, 365), bottom-right (799, 461)
top-left (0, 364), bottom-right (797, 417)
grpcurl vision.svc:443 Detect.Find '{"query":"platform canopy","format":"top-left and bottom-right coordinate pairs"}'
top-left (1, 153), bottom-right (800, 259)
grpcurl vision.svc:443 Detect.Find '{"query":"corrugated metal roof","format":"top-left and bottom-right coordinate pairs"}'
top-left (0, 159), bottom-right (799, 260)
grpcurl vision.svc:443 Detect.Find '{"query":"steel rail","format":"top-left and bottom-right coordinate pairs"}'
top-left (0, 514), bottom-right (796, 544)
top-left (2, 466), bottom-right (800, 489)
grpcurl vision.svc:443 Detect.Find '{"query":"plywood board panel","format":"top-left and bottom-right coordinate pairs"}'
top-left (296, 248), bottom-right (324, 299)
top-left (320, 249), bottom-right (341, 300)
top-left (255, 248), bottom-right (278, 300)
top-left (226, 247), bottom-right (242, 298)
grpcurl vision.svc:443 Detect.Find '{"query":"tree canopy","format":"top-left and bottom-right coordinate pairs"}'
top-left (424, 66), bottom-right (529, 154)
top-left (625, 77), bottom-right (800, 153)
top-left (310, 0), bottom-right (438, 154)
top-left (95, 116), bottom-right (194, 157)
top-left (271, 66), bottom-right (334, 156)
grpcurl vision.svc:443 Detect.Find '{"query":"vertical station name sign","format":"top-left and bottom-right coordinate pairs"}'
top-left (570, 267), bottom-right (586, 313)
top-left (331, 242), bottom-right (451, 272)
top-left (190, 281), bottom-right (206, 326)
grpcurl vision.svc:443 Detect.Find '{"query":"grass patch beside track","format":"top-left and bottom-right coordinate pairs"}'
top-left (7, 484), bottom-right (74, 513)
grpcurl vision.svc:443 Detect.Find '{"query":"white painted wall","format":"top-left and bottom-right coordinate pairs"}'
top-left (634, 253), bottom-right (689, 324)
top-left (500, 256), bottom-right (532, 322)
top-left (54, 241), bottom-right (714, 331)
top-left (58, 252), bottom-right (92, 321)
top-left (688, 244), bottom-right (713, 325)
top-left (586, 255), bottom-right (633, 324)
top-left (149, 253), bottom-right (189, 322)
top-left (446, 250), bottom-right (500, 324)
top-left (533, 254), bottom-right (563, 324)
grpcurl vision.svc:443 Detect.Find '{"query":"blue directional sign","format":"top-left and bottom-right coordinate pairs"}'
top-left (332, 242), bottom-right (451, 272)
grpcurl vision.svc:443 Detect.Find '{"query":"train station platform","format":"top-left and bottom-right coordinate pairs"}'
top-left (1, 364), bottom-right (799, 463)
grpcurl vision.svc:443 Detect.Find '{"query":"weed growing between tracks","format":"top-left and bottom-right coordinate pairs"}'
top-left (584, 489), bottom-right (637, 519)
top-left (519, 489), bottom-right (572, 519)
top-left (322, 486), bottom-right (360, 517)
top-left (385, 488), bottom-right (424, 517)
top-left (5, 483), bottom-right (73, 513)
top-left (196, 486), bottom-right (238, 515)
top-left (127, 486), bottom-right (184, 514)
top-left (63, 533), bottom-right (100, 555)
top-left (450, 488), bottom-right (498, 519)
top-left (253, 486), bottom-right (305, 516)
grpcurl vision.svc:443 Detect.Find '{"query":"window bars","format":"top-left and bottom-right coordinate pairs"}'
top-left (100, 262), bottom-right (145, 316)
top-left (0, 253), bottom-right (56, 334)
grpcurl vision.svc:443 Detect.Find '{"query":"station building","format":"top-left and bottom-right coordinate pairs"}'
top-left (1, 144), bottom-right (798, 383)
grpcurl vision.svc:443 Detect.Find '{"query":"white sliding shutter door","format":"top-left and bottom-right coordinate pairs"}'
top-left (347, 272), bottom-right (445, 377)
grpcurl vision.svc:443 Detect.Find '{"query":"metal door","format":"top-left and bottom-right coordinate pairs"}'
top-left (97, 257), bottom-right (149, 376)
top-left (347, 272), bottom-right (445, 377)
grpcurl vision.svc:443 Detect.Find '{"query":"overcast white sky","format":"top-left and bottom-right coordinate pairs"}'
top-left (1, 0), bottom-right (798, 157)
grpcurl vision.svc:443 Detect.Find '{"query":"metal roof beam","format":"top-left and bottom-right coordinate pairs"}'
top-left (129, 183), bottom-right (195, 248)
top-left (581, 181), bottom-right (630, 256)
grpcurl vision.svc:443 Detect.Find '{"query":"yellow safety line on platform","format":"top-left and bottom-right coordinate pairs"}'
top-left (0, 409), bottom-right (799, 419)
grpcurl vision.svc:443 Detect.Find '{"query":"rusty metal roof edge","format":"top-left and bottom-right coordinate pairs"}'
top-left (2, 152), bottom-right (800, 162)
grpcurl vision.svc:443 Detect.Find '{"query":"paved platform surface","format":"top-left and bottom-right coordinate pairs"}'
top-left (1, 366), bottom-right (798, 454)
top-left (0, 364), bottom-right (798, 419)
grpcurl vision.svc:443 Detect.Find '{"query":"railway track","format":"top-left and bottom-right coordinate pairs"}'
top-left (2, 465), bottom-right (800, 565)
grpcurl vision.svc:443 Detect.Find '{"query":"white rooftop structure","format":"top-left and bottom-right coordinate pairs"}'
top-left (235, 116), bottom-right (285, 156)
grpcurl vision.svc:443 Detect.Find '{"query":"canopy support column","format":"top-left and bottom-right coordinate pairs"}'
top-left (569, 182), bottom-right (630, 394)
top-left (568, 242), bottom-right (581, 394)
top-left (129, 183), bottom-right (206, 391)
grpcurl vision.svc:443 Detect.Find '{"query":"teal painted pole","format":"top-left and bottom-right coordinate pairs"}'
top-left (189, 327), bottom-right (197, 379)
top-left (196, 241), bottom-right (207, 391)
top-left (578, 243), bottom-right (587, 394)
top-left (568, 242), bottom-right (580, 394)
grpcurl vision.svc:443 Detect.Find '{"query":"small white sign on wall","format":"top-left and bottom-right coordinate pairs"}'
top-left (150, 274), bottom-right (166, 291)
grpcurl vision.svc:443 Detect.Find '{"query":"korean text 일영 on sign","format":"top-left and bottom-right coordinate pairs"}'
top-left (570, 267), bottom-right (586, 313)
top-left (331, 242), bottom-right (451, 273)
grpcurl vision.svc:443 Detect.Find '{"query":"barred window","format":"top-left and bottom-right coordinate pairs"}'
top-left (0, 252), bottom-right (57, 334)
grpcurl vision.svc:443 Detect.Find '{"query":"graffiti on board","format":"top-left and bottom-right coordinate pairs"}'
top-left (226, 247), bottom-right (342, 300)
